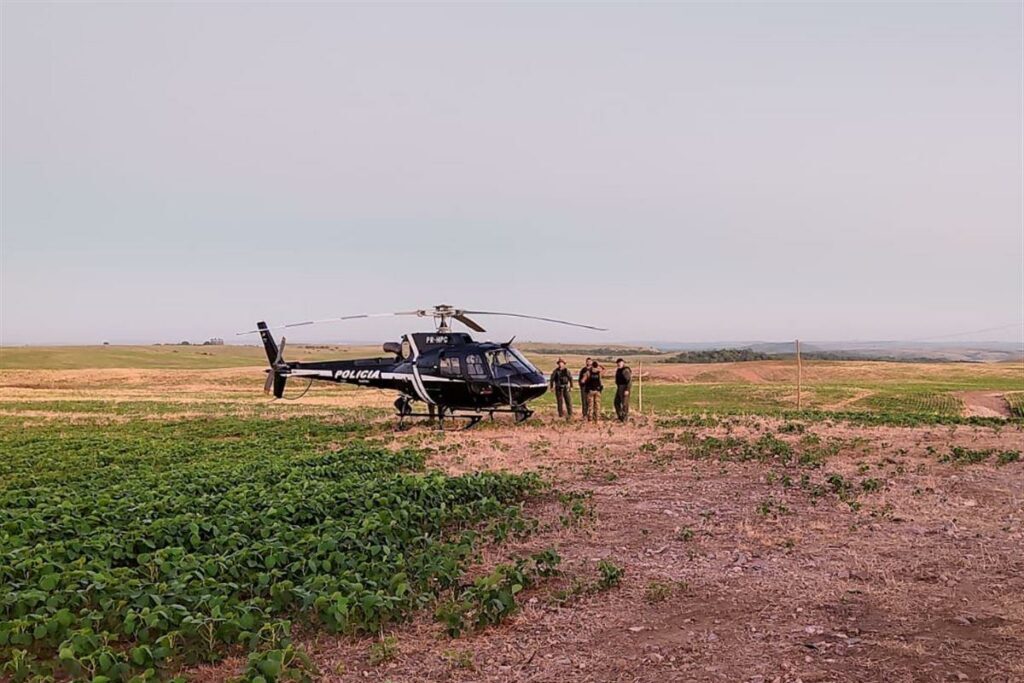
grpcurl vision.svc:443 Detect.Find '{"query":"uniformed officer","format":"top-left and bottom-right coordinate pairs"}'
top-left (614, 358), bottom-right (632, 422)
top-left (578, 357), bottom-right (593, 419)
top-left (582, 360), bottom-right (604, 422)
top-left (549, 358), bottom-right (574, 418)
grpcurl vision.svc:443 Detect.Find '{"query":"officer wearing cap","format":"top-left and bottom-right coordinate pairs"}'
top-left (549, 358), bottom-right (573, 418)
top-left (614, 358), bottom-right (632, 422)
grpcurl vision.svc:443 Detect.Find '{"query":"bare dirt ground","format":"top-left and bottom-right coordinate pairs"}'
top-left (957, 392), bottom-right (1012, 419)
top-left (188, 417), bottom-right (1024, 683)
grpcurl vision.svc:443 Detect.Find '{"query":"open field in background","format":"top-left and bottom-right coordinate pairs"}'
top-left (1, 347), bottom-right (1023, 681)
top-left (0, 345), bottom-right (383, 370)
top-left (2, 345), bottom-right (1021, 420)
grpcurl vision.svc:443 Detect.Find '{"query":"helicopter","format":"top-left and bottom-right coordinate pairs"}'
top-left (240, 305), bottom-right (606, 428)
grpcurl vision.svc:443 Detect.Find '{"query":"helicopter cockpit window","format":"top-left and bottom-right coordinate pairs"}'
top-left (465, 354), bottom-right (487, 379)
top-left (440, 356), bottom-right (461, 377)
top-left (487, 349), bottom-right (531, 378)
top-left (509, 348), bottom-right (540, 374)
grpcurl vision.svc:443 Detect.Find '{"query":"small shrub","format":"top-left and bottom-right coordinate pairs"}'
top-left (860, 478), bottom-right (883, 493)
top-left (942, 446), bottom-right (993, 465)
top-left (997, 450), bottom-right (1020, 466)
top-left (644, 580), bottom-right (673, 603)
top-left (368, 636), bottom-right (398, 666)
top-left (597, 560), bottom-right (624, 589)
top-left (443, 649), bottom-right (475, 670)
top-left (558, 491), bottom-right (595, 527)
top-left (757, 497), bottom-right (790, 517)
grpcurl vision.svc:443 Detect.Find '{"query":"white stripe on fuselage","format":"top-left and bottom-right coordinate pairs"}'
top-left (286, 367), bottom-right (546, 391)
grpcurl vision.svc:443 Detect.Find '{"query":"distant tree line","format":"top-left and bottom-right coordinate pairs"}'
top-left (658, 349), bottom-right (959, 364)
top-left (527, 347), bottom-right (656, 356)
top-left (659, 349), bottom-right (771, 363)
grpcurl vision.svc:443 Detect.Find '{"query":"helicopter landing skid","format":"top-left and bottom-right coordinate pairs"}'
top-left (396, 411), bottom-right (483, 431)
top-left (394, 406), bottom-right (533, 431)
top-left (485, 406), bottom-right (534, 424)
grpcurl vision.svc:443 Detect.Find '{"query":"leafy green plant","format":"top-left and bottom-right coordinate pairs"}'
top-left (941, 446), bottom-right (994, 465)
top-left (558, 491), bottom-right (595, 527)
top-left (860, 478), bottom-right (883, 492)
top-left (596, 560), bottom-right (624, 590)
top-left (756, 497), bottom-right (790, 517)
top-left (435, 550), bottom-right (560, 637)
top-left (242, 645), bottom-right (315, 683)
top-left (997, 450), bottom-right (1020, 466)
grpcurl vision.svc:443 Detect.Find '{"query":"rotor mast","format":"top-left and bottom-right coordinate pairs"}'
top-left (431, 304), bottom-right (456, 333)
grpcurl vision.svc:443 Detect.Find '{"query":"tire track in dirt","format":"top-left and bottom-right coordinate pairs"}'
top-left (957, 391), bottom-right (1011, 418)
top-left (822, 389), bottom-right (874, 411)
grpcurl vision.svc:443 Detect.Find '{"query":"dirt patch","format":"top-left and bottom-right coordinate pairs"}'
top-left (957, 391), bottom-right (1011, 418)
top-left (186, 417), bottom-right (1024, 682)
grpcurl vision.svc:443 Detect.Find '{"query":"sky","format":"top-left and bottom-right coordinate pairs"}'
top-left (2, 2), bottom-right (1022, 346)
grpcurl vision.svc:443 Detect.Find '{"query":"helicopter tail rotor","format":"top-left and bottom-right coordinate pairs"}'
top-left (257, 321), bottom-right (289, 398)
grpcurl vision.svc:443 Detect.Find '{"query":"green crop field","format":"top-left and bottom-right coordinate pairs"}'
top-left (0, 415), bottom-right (560, 681)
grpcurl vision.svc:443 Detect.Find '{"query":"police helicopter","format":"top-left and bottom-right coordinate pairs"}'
top-left (239, 305), bottom-right (606, 428)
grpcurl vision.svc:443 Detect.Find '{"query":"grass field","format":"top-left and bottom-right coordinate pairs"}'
top-left (0, 345), bottom-right (381, 370)
top-left (2, 345), bottom-right (1022, 420)
top-left (2, 347), bottom-right (1023, 681)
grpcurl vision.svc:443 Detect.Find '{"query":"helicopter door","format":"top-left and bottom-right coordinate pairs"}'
top-left (463, 352), bottom-right (493, 399)
top-left (438, 351), bottom-right (461, 378)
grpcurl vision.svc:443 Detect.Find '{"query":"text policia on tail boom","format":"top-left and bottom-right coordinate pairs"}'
top-left (238, 304), bottom-right (606, 429)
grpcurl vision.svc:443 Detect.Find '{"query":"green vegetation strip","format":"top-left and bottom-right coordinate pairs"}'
top-left (0, 417), bottom-right (545, 681)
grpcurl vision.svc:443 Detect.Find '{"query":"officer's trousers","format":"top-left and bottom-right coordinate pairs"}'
top-left (555, 386), bottom-right (573, 417)
top-left (614, 387), bottom-right (630, 421)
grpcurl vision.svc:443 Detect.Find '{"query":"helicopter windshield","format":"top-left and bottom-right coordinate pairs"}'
top-left (487, 348), bottom-right (538, 378)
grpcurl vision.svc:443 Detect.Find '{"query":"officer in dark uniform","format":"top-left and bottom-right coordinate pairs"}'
top-left (578, 357), bottom-right (593, 419)
top-left (614, 358), bottom-right (632, 422)
top-left (549, 358), bottom-right (573, 418)
top-left (583, 360), bottom-right (604, 422)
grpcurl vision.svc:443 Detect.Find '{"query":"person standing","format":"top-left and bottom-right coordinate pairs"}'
top-left (584, 360), bottom-right (604, 422)
top-left (578, 357), bottom-right (593, 419)
top-left (614, 358), bottom-right (632, 422)
top-left (549, 358), bottom-right (573, 418)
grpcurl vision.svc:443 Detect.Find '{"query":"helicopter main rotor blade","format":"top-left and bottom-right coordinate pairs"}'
top-left (461, 310), bottom-right (607, 331)
top-left (237, 311), bottom-right (420, 335)
top-left (453, 313), bottom-right (486, 332)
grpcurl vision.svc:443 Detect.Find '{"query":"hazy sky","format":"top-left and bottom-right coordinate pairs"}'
top-left (2, 2), bottom-right (1022, 345)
